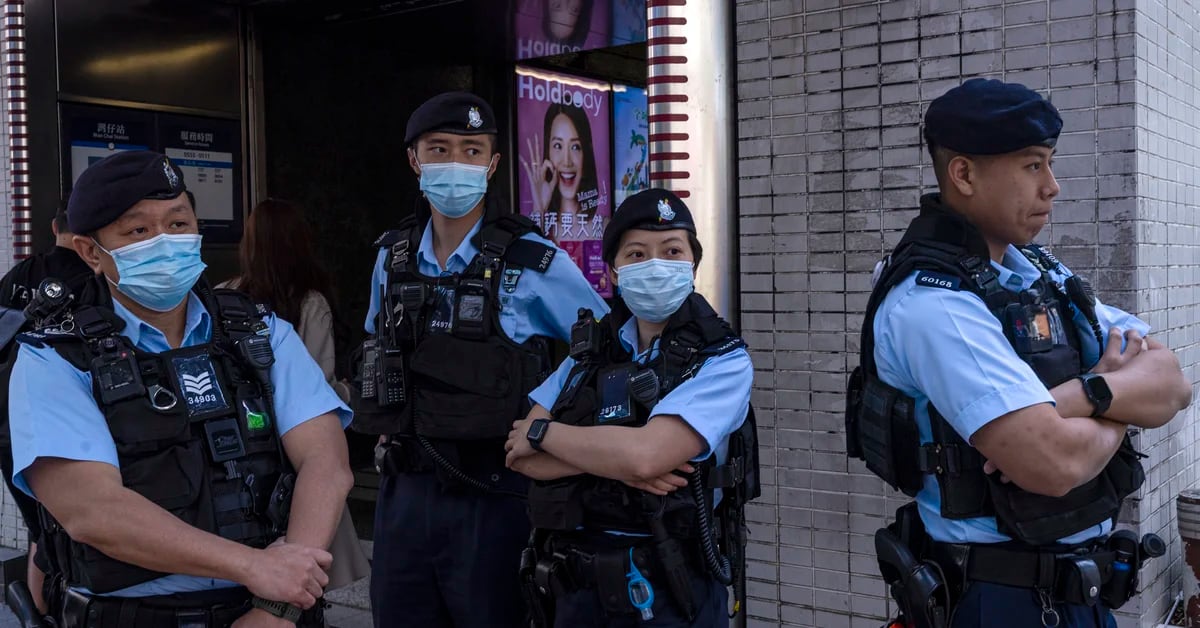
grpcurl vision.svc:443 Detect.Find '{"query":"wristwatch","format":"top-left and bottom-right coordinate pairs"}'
top-left (1077, 374), bottom-right (1113, 417)
top-left (252, 596), bottom-right (303, 623)
top-left (527, 418), bottom-right (552, 452)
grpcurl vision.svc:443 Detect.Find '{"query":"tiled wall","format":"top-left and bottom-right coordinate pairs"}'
top-left (735, 1), bottom-right (1195, 626)
top-left (0, 54), bottom-right (25, 552)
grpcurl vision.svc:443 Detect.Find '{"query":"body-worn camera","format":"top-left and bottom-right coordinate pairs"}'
top-left (453, 279), bottom-right (490, 340)
top-left (569, 309), bottom-right (601, 360)
top-left (91, 337), bottom-right (146, 405)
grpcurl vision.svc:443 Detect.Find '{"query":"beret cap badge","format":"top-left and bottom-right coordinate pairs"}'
top-left (657, 198), bottom-right (675, 221)
top-left (163, 158), bottom-right (180, 189)
top-left (467, 107), bottom-right (483, 129)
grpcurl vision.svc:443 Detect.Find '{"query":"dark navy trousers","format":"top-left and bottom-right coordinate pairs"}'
top-left (552, 567), bottom-right (728, 628)
top-left (369, 468), bottom-right (530, 628)
top-left (951, 582), bottom-right (1118, 628)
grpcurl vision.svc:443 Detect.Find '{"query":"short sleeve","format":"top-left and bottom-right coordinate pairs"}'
top-left (530, 356), bottom-right (577, 410)
top-left (525, 237), bottom-right (610, 343)
top-left (364, 249), bottom-right (387, 335)
top-left (9, 343), bottom-right (118, 498)
top-left (267, 314), bottom-right (352, 434)
top-left (875, 279), bottom-right (1054, 443)
top-left (649, 348), bottom-right (753, 460)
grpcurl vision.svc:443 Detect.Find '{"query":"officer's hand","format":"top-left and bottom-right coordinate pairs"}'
top-left (244, 543), bottom-right (331, 610)
top-left (231, 608), bottom-right (295, 628)
top-left (623, 463), bottom-right (694, 496)
top-left (1092, 328), bottom-right (1145, 374)
top-left (505, 418), bottom-right (538, 467)
top-left (982, 459), bottom-right (1011, 484)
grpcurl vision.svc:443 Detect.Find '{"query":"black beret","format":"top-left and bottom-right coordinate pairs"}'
top-left (67, 150), bottom-right (187, 234)
top-left (404, 91), bottom-right (498, 146)
top-left (925, 78), bottom-right (1063, 155)
top-left (602, 188), bottom-right (697, 264)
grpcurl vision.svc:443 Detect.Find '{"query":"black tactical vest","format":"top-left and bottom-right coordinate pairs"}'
top-left (352, 214), bottom-right (557, 442)
top-left (846, 194), bottom-right (1145, 546)
top-left (25, 282), bottom-right (292, 593)
top-left (527, 294), bottom-right (759, 538)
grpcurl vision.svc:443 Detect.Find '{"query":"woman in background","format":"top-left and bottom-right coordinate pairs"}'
top-left (223, 198), bottom-right (370, 592)
top-left (522, 103), bottom-right (600, 242)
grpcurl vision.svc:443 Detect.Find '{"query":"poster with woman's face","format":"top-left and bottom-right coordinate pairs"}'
top-left (515, 0), bottom-right (612, 60)
top-left (515, 66), bottom-right (612, 297)
top-left (613, 84), bottom-right (649, 207)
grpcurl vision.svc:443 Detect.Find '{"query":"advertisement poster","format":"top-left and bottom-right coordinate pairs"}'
top-left (64, 105), bottom-right (153, 184)
top-left (612, 84), bottom-right (649, 207)
top-left (515, 66), bottom-right (613, 297)
top-left (610, 0), bottom-right (646, 46)
top-left (514, 0), bottom-right (611, 60)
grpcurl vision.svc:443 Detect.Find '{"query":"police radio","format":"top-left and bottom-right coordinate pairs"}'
top-left (360, 338), bottom-right (405, 408)
top-left (453, 278), bottom-right (490, 340)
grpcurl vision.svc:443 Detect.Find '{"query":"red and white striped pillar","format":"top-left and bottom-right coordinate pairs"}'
top-left (646, 0), bottom-right (738, 321)
top-left (3, 0), bottom-right (30, 262)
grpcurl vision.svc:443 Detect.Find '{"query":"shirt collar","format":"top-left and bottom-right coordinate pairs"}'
top-left (111, 291), bottom-right (212, 352)
top-left (990, 245), bottom-right (1042, 292)
top-left (416, 217), bottom-right (484, 275)
top-left (617, 317), bottom-right (660, 362)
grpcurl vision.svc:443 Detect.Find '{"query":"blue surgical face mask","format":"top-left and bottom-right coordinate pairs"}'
top-left (97, 233), bottom-right (207, 312)
top-left (419, 161), bottom-right (490, 219)
top-left (616, 259), bottom-right (694, 323)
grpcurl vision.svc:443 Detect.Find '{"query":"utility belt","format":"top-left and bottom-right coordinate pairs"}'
top-left (520, 532), bottom-right (707, 628)
top-left (875, 503), bottom-right (1165, 628)
top-left (55, 587), bottom-right (325, 628)
top-left (374, 435), bottom-right (527, 498)
top-left (374, 436), bottom-right (437, 475)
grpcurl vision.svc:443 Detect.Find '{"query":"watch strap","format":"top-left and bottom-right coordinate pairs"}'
top-left (252, 596), bottom-right (303, 622)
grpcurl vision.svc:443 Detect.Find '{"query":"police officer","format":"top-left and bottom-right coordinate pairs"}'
top-left (846, 79), bottom-right (1191, 627)
top-left (0, 203), bottom-right (94, 615)
top-left (0, 205), bottom-right (94, 309)
top-left (358, 92), bottom-right (608, 628)
top-left (504, 189), bottom-right (758, 628)
top-left (9, 150), bottom-right (354, 628)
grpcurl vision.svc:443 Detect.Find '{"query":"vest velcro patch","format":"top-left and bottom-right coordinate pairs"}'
top-left (172, 353), bottom-right (230, 417)
top-left (915, 271), bottom-right (961, 291)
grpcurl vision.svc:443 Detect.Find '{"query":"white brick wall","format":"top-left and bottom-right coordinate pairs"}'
top-left (736, 0), bottom-right (1196, 626)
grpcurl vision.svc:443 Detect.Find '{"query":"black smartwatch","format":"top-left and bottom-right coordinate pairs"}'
top-left (527, 418), bottom-right (551, 452)
top-left (252, 596), bottom-right (303, 623)
top-left (1077, 374), bottom-right (1113, 417)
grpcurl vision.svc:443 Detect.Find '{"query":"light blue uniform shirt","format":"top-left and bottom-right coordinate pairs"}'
top-left (365, 218), bottom-right (609, 342)
top-left (529, 315), bottom-right (753, 507)
top-left (9, 291), bottom-right (352, 597)
top-left (874, 245), bottom-right (1150, 544)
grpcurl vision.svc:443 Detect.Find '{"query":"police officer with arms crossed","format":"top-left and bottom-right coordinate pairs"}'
top-left (9, 150), bottom-right (354, 628)
top-left (356, 92), bottom-right (608, 628)
top-left (504, 189), bottom-right (759, 628)
top-left (846, 79), bottom-right (1191, 627)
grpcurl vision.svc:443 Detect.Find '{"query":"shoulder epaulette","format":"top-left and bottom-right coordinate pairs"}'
top-left (505, 239), bottom-right (556, 273)
top-left (374, 230), bottom-right (404, 249)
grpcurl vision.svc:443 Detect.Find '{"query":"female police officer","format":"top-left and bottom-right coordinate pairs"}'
top-left (504, 188), bottom-right (756, 628)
